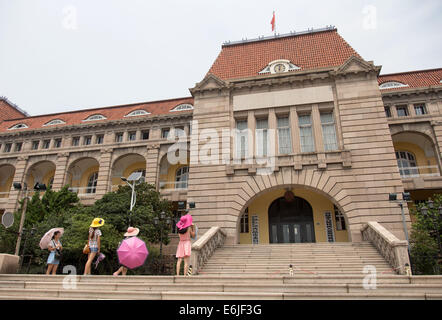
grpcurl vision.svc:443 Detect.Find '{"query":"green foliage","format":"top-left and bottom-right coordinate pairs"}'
top-left (409, 194), bottom-right (442, 275)
top-left (0, 183), bottom-right (174, 275)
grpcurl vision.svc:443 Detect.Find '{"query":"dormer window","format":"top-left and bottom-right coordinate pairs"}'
top-left (259, 59), bottom-right (300, 74)
top-left (8, 123), bottom-right (28, 130)
top-left (170, 104), bottom-right (194, 112)
top-left (44, 119), bottom-right (66, 126)
top-left (125, 109), bottom-right (150, 117)
top-left (379, 81), bottom-right (409, 89)
top-left (83, 114), bottom-right (106, 121)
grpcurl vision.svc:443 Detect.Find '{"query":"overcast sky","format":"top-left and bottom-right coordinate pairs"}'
top-left (0, 0), bottom-right (441, 116)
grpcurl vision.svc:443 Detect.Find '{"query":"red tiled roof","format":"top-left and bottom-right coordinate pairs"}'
top-left (0, 99), bottom-right (28, 122)
top-left (378, 68), bottom-right (442, 91)
top-left (0, 97), bottom-right (194, 133)
top-left (208, 28), bottom-right (362, 80)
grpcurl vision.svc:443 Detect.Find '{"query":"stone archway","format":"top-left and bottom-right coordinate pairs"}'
top-left (235, 181), bottom-right (352, 245)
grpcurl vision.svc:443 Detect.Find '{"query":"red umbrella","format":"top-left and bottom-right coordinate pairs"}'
top-left (117, 237), bottom-right (148, 269)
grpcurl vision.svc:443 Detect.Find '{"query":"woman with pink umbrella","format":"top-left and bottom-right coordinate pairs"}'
top-left (117, 228), bottom-right (149, 271)
top-left (113, 227), bottom-right (140, 276)
top-left (39, 229), bottom-right (63, 275)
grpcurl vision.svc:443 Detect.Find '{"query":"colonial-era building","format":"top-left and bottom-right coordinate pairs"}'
top-left (0, 27), bottom-right (441, 248)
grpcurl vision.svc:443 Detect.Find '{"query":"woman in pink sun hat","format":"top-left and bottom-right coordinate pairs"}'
top-left (176, 214), bottom-right (195, 276)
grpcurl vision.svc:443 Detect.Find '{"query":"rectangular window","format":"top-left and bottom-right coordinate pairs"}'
top-left (42, 140), bottom-right (50, 149)
top-left (128, 131), bottom-right (136, 141)
top-left (4, 143), bottom-right (11, 153)
top-left (277, 116), bottom-right (292, 155)
top-left (320, 112), bottom-right (338, 151)
top-left (255, 118), bottom-right (268, 157)
top-left (298, 114), bottom-right (315, 153)
top-left (32, 141), bottom-right (40, 150)
top-left (54, 139), bottom-right (62, 148)
top-left (384, 106), bottom-right (392, 118)
top-left (396, 105), bottom-right (409, 117)
top-left (235, 120), bottom-right (248, 159)
top-left (334, 205), bottom-right (346, 231)
top-left (161, 128), bottom-right (170, 139)
top-left (72, 137), bottom-right (80, 146)
top-left (115, 133), bottom-right (123, 143)
top-left (15, 142), bottom-right (22, 152)
top-left (240, 209), bottom-right (249, 233)
top-left (84, 136), bottom-right (92, 145)
top-left (414, 103), bottom-right (427, 116)
top-left (96, 135), bottom-right (104, 144)
top-left (142, 130), bottom-right (149, 140)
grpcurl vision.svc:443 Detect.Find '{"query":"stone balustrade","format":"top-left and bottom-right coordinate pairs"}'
top-left (361, 221), bottom-right (411, 275)
top-left (190, 226), bottom-right (226, 275)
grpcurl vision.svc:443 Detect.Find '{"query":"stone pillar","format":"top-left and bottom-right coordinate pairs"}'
top-left (6, 156), bottom-right (28, 213)
top-left (95, 148), bottom-right (113, 197)
top-left (311, 104), bottom-right (324, 153)
top-left (52, 152), bottom-right (69, 191)
top-left (247, 111), bottom-right (255, 160)
top-left (290, 107), bottom-right (301, 154)
top-left (268, 108), bottom-right (277, 156)
top-left (145, 144), bottom-right (160, 187)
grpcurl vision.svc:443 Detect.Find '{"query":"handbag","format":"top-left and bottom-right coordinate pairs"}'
top-left (83, 243), bottom-right (90, 254)
top-left (52, 240), bottom-right (62, 259)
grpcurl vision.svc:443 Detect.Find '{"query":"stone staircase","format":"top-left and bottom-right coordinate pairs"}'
top-left (200, 242), bottom-right (396, 276)
top-left (0, 242), bottom-right (441, 299)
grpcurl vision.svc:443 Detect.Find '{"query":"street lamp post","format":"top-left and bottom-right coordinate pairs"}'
top-left (121, 172), bottom-right (144, 227)
top-left (153, 211), bottom-right (171, 256)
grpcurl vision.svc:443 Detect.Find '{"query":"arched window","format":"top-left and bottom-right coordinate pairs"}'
top-left (170, 104), bottom-right (193, 112)
top-left (125, 109), bottom-right (150, 117)
top-left (395, 151), bottom-right (418, 178)
top-left (175, 166), bottom-right (188, 189)
top-left (379, 81), bottom-right (408, 89)
top-left (44, 119), bottom-right (66, 126)
top-left (87, 172), bottom-right (99, 193)
top-left (83, 114), bottom-right (106, 122)
top-left (8, 123), bottom-right (28, 130)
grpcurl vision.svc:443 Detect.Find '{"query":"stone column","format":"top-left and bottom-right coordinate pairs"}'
top-left (268, 108), bottom-right (277, 157)
top-left (247, 111), bottom-right (256, 161)
top-left (52, 152), bottom-right (69, 191)
top-left (95, 148), bottom-right (113, 197)
top-left (290, 107), bottom-right (301, 154)
top-left (6, 156), bottom-right (28, 213)
top-left (145, 144), bottom-right (160, 187)
top-left (311, 104), bottom-right (324, 153)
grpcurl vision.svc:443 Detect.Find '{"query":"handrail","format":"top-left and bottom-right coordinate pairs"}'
top-left (361, 221), bottom-right (411, 275)
top-left (190, 226), bottom-right (227, 275)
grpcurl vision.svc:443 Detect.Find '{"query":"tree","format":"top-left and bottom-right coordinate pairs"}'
top-left (409, 194), bottom-right (442, 275)
top-left (0, 183), bottom-right (172, 274)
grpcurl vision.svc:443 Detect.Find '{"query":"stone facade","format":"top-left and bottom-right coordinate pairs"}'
top-left (1, 29), bottom-right (441, 248)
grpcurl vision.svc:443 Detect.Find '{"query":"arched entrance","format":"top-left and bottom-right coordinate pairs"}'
top-left (268, 196), bottom-right (315, 243)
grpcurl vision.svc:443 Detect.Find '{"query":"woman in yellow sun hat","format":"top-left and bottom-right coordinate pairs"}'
top-left (84, 218), bottom-right (104, 275)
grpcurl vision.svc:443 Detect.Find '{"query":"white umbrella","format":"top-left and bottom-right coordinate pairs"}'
top-left (39, 228), bottom-right (64, 249)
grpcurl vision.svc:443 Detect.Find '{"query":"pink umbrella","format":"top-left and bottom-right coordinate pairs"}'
top-left (39, 228), bottom-right (64, 249)
top-left (117, 237), bottom-right (148, 269)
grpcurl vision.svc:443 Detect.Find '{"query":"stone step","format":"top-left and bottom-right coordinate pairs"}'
top-left (158, 291), bottom-right (441, 300)
top-left (1, 281), bottom-right (441, 294)
top-left (205, 260), bottom-right (391, 265)
top-left (3, 274), bottom-right (429, 284)
top-left (0, 288), bottom-right (161, 299)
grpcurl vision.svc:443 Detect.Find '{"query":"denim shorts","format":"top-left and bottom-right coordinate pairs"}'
top-left (90, 247), bottom-right (98, 253)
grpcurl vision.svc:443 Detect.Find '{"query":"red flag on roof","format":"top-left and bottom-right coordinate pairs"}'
top-left (271, 11), bottom-right (275, 32)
